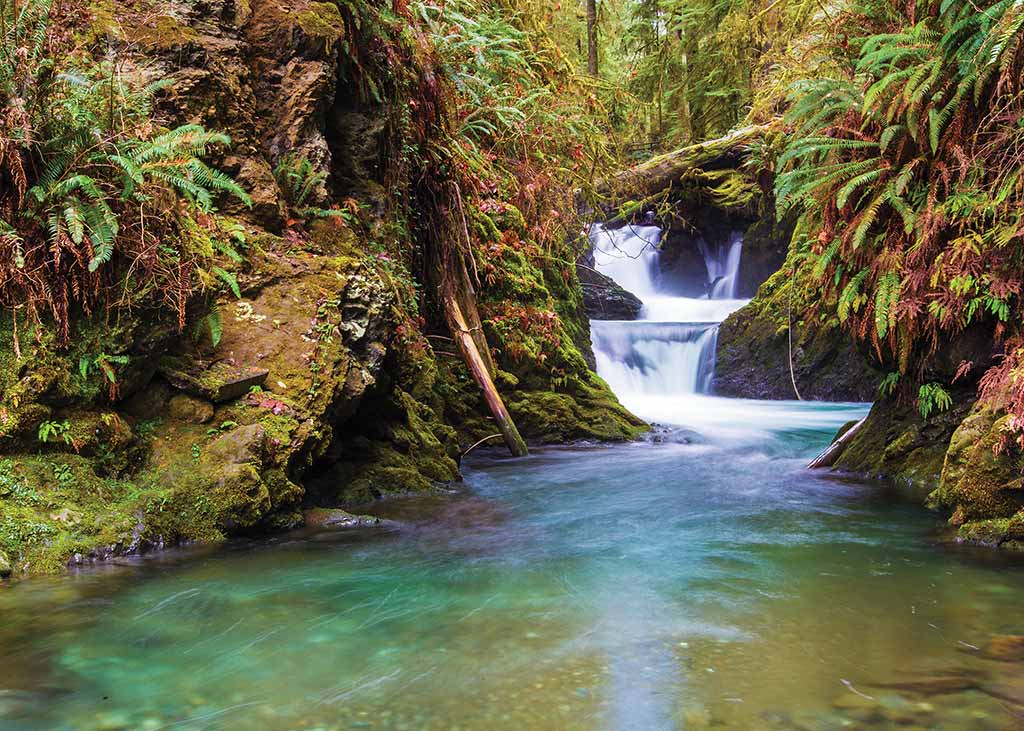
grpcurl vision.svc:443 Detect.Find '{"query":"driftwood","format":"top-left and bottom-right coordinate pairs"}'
top-left (808, 417), bottom-right (867, 470)
top-left (597, 123), bottom-right (776, 204)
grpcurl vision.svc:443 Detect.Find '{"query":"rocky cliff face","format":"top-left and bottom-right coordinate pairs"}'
top-left (714, 263), bottom-right (881, 402)
top-left (0, 0), bottom-right (642, 577)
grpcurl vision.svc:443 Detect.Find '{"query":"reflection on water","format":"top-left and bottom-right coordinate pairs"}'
top-left (3, 408), bottom-right (1024, 730)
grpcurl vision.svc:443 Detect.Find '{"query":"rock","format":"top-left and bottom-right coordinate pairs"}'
top-left (928, 403), bottom-right (1024, 535)
top-left (0, 550), bottom-right (11, 578)
top-left (980, 668), bottom-right (1024, 706)
top-left (206, 424), bottom-right (267, 466)
top-left (158, 358), bottom-right (269, 403)
top-left (835, 390), bottom-right (975, 502)
top-left (714, 263), bottom-right (880, 402)
top-left (979, 634), bottom-right (1024, 662)
top-left (577, 265), bottom-right (643, 321)
top-left (168, 394), bottom-right (215, 424)
top-left (303, 508), bottom-right (382, 529)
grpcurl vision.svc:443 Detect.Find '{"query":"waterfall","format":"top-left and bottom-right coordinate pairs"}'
top-left (589, 224), bottom-right (749, 409)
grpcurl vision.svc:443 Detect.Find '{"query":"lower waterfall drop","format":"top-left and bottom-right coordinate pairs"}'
top-left (589, 223), bottom-right (750, 418)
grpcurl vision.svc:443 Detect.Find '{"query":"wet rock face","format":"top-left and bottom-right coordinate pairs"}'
top-left (578, 266), bottom-right (643, 321)
top-left (714, 267), bottom-right (880, 402)
top-left (833, 390), bottom-right (975, 502)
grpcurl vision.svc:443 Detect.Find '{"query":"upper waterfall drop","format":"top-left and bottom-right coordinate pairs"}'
top-left (589, 224), bottom-right (751, 409)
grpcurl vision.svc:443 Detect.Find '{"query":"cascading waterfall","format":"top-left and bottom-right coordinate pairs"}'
top-left (589, 223), bottom-right (749, 416)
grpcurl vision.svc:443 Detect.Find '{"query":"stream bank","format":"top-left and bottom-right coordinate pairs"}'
top-left (0, 0), bottom-right (643, 579)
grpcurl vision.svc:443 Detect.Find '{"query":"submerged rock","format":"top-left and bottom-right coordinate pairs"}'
top-left (303, 509), bottom-right (382, 529)
top-left (831, 692), bottom-right (885, 723)
top-left (979, 635), bottom-right (1024, 662)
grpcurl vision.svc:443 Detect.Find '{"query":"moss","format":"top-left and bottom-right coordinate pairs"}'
top-left (507, 388), bottom-right (646, 444)
top-left (834, 392), bottom-right (974, 502)
top-left (929, 405), bottom-right (1024, 523)
top-left (0, 455), bottom-right (148, 575)
top-left (294, 2), bottom-right (346, 45)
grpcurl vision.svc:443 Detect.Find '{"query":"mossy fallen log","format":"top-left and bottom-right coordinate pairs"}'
top-left (598, 124), bottom-right (776, 207)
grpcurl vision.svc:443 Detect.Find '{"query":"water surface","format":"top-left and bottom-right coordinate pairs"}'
top-left (3, 414), bottom-right (1024, 731)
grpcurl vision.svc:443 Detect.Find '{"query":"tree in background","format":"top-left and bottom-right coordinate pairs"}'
top-left (587, 0), bottom-right (599, 75)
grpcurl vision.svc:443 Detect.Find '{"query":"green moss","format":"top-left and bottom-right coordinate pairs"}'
top-left (929, 406), bottom-right (1024, 524)
top-left (294, 2), bottom-right (346, 45)
top-left (508, 388), bottom-right (646, 444)
top-left (0, 455), bottom-right (146, 575)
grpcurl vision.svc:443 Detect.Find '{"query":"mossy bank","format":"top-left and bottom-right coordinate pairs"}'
top-left (0, 0), bottom-right (643, 578)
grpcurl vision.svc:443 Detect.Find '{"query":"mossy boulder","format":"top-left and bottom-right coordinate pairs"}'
top-left (168, 394), bottom-right (215, 424)
top-left (833, 392), bottom-right (975, 501)
top-left (927, 405), bottom-right (1024, 543)
top-left (715, 265), bottom-right (880, 401)
top-left (507, 387), bottom-right (646, 444)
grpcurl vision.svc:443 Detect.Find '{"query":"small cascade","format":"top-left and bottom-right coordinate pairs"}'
top-left (589, 224), bottom-right (750, 409)
top-left (699, 231), bottom-right (744, 300)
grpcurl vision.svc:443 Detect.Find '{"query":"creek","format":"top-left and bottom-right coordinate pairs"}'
top-left (2, 227), bottom-right (1024, 731)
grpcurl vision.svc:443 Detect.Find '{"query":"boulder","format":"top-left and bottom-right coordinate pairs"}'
top-left (0, 550), bottom-right (11, 578)
top-left (715, 265), bottom-right (880, 402)
top-left (578, 266), bottom-right (643, 321)
top-left (834, 390), bottom-right (975, 502)
top-left (929, 405), bottom-right (1024, 527)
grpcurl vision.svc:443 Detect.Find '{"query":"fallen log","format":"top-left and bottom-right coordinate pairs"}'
top-left (598, 123), bottom-right (777, 204)
top-left (429, 181), bottom-right (528, 458)
top-left (442, 290), bottom-right (528, 458)
top-left (808, 417), bottom-right (867, 470)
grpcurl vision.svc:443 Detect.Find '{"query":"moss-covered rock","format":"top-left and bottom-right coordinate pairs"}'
top-left (926, 405), bottom-right (1024, 545)
top-left (507, 387), bottom-right (647, 444)
top-left (715, 264), bottom-right (880, 402)
top-left (833, 392), bottom-right (975, 501)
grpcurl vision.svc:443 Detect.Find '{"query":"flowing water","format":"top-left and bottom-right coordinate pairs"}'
top-left (3, 229), bottom-right (1024, 731)
top-left (589, 224), bottom-right (747, 403)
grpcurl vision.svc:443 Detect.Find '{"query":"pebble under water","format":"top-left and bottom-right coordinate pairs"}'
top-left (4, 402), bottom-right (1024, 731)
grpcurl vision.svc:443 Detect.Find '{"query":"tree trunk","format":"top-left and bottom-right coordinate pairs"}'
top-left (442, 292), bottom-right (529, 458)
top-left (586, 0), bottom-right (599, 76)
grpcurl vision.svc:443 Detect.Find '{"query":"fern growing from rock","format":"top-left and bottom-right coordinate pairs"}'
top-left (0, 0), bottom-right (250, 342)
